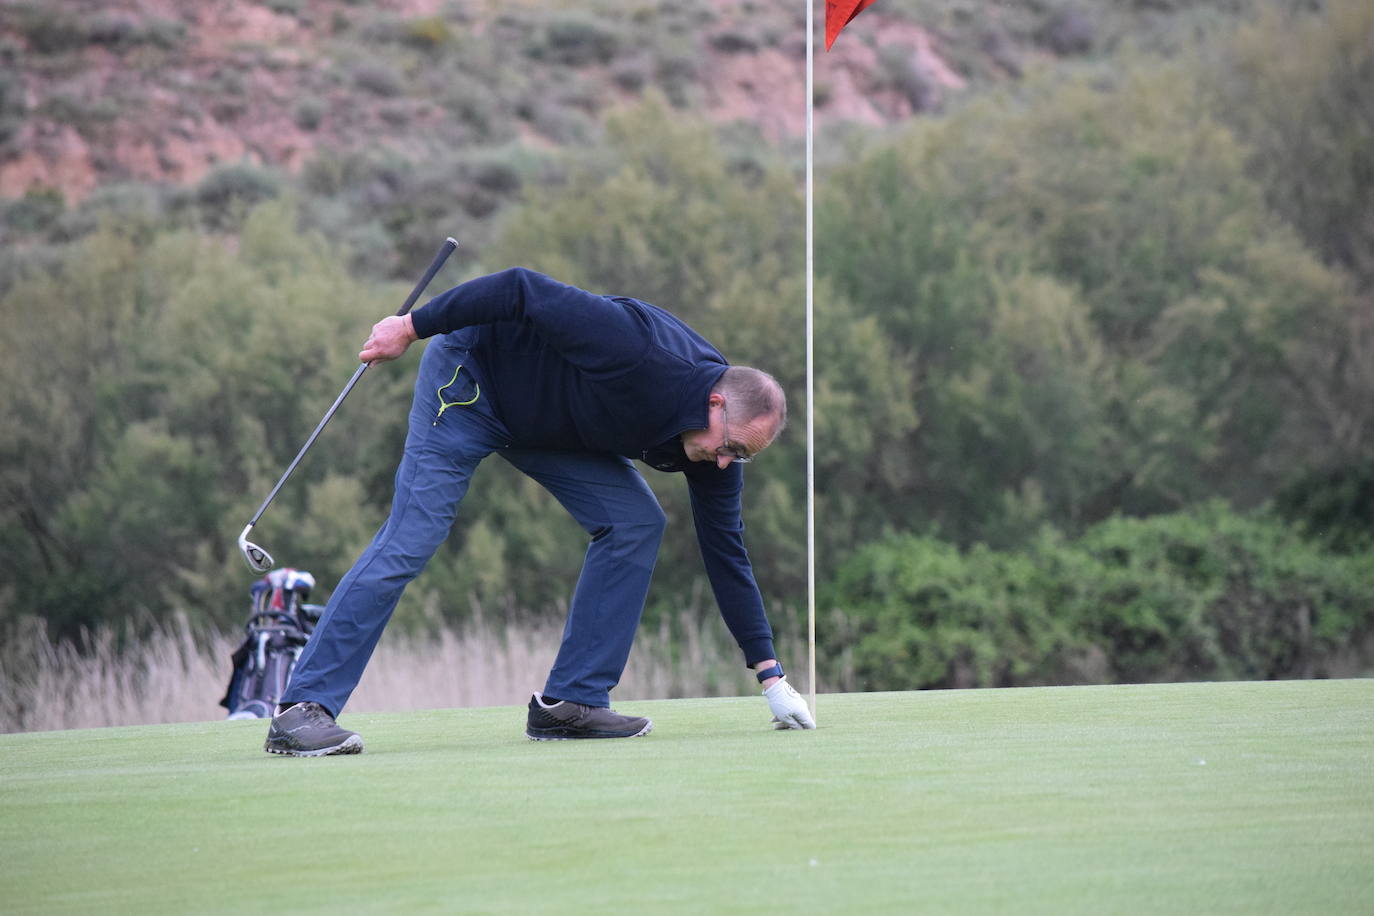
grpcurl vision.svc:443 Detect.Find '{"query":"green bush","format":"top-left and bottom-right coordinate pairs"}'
top-left (56, 183), bottom-right (171, 242)
top-left (207, 68), bottom-right (249, 121)
top-left (404, 16), bottom-right (453, 49)
top-left (709, 29), bottom-right (759, 54)
top-left (1, 187), bottom-right (64, 237)
top-left (529, 14), bottom-right (621, 67)
top-left (653, 44), bottom-right (699, 106)
top-left (1069, 505), bottom-right (1374, 681)
top-left (0, 70), bottom-right (28, 149)
top-left (827, 536), bottom-right (1079, 691)
top-left (294, 97), bottom-right (325, 131)
top-left (39, 91), bottom-right (118, 134)
top-left (351, 61), bottom-right (405, 97)
top-left (1038, 8), bottom-right (1097, 55)
top-left (437, 79), bottom-right (502, 140)
top-left (85, 12), bottom-right (187, 51)
top-left (263, 0), bottom-right (303, 17)
top-left (827, 504), bottom-right (1374, 691)
top-left (12, 4), bottom-right (88, 55)
top-left (877, 45), bottom-right (937, 111)
top-left (190, 163), bottom-right (282, 229)
top-left (1275, 461), bottom-right (1374, 555)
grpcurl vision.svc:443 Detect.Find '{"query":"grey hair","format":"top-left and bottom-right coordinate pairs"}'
top-left (713, 366), bottom-right (788, 434)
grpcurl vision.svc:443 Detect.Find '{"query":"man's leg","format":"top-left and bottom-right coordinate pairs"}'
top-left (499, 450), bottom-right (666, 708)
top-left (279, 340), bottom-right (505, 719)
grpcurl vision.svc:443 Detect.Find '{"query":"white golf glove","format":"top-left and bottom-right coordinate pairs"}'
top-left (763, 677), bottom-right (816, 730)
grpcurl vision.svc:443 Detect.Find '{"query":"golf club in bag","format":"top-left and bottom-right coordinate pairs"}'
top-left (221, 568), bottom-right (322, 719)
top-left (237, 236), bottom-right (458, 573)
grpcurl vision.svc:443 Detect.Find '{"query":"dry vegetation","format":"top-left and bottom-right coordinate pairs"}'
top-left (0, 612), bottom-right (783, 733)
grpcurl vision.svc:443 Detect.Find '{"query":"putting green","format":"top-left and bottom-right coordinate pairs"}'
top-left (2, 681), bottom-right (1371, 913)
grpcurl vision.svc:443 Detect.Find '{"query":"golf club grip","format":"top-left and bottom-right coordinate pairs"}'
top-left (394, 237), bottom-right (459, 318)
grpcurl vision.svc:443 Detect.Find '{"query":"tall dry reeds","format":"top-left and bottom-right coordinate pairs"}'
top-left (0, 610), bottom-right (765, 734)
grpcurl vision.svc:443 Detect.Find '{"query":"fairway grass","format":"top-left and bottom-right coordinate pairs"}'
top-left (2, 681), bottom-right (1371, 914)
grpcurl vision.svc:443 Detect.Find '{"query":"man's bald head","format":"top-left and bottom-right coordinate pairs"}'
top-left (714, 367), bottom-right (787, 443)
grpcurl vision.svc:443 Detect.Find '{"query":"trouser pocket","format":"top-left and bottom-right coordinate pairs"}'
top-left (434, 364), bottom-right (480, 425)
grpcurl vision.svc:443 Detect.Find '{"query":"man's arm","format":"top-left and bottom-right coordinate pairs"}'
top-left (686, 466), bottom-right (814, 730)
top-left (685, 463), bottom-right (776, 664)
top-left (360, 268), bottom-right (653, 370)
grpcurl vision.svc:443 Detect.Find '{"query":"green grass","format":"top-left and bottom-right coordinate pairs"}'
top-left (3, 681), bottom-right (1372, 913)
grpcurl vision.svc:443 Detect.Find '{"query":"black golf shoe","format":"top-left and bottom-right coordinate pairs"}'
top-left (525, 693), bottom-right (653, 740)
top-left (264, 702), bottom-right (364, 757)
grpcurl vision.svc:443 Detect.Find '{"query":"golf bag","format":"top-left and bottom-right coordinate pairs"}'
top-left (220, 568), bottom-right (324, 720)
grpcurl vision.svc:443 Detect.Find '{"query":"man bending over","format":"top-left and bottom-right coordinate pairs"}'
top-left (265, 268), bottom-right (814, 756)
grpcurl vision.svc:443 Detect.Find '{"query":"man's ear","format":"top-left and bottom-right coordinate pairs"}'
top-left (707, 391), bottom-right (726, 408)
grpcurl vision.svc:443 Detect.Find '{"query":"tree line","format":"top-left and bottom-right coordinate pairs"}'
top-left (2, 1), bottom-right (1371, 687)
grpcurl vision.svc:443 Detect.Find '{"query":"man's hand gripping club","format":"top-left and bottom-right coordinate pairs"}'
top-left (360, 314), bottom-right (419, 364)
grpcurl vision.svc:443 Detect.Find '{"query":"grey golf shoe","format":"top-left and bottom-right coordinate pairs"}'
top-left (264, 702), bottom-right (364, 757)
top-left (525, 693), bottom-right (653, 740)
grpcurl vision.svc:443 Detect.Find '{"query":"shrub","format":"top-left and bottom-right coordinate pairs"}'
top-left (827, 504), bottom-right (1374, 691)
top-left (709, 29), bottom-right (759, 54)
top-left (39, 91), bottom-right (118, 134)
top-left (529, 14), bottom-right (621, 67)
top-left (294, 97), bottom-right (325, 131)
top-left (438, 79), bottom-right (502, 140)
top-left (378, 100), bottom-right (412, 127)
top-left (877, 45), bottom-right (937, 111)
top-left (527, 100), bottom-right (592, 145)
top-left (264, 0), bottom-right (303, 17)
top-left (1039, 8), bottom-right (1097, 55)
top-left (13, 4), bottom-right (88, 55)
top-left (826, 535), bottom-right (1079, 692)
top-left (84, 12), bottom-right (141, 48)
top-left (1, 186), bottom-right (64, 236)
top-left (85, 12), bottom-right (187, 51)
top-left (610, 59), bottom-right (650, 92)
top-left (0, 70), bottom-right (26, 148)
top-left (358, 13), bottom-right (452, 48)
top-left (404, 16), bottom-right (452, 48)
top-left (1066, 504), bottom-right (1374, 681)
top-left (351, 62), bottom-right (405, 97)
top-left (57, 182), bottom-right (170, 241)
top-left (135, 16), bottom-right (188, 50)
top-left (192, 163), bottom-right (282, 226)
top-left (1275, 461), bottom-right (1374, 555)
top-left (654, 46), bottom-right (700, 106)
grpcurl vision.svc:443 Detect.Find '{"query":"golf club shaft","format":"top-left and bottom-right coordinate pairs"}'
top-left (243, 236), bottom-right (458, 530)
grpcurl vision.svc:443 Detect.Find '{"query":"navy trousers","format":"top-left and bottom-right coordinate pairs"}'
top-left (283, 333), bottom-right (666, 715)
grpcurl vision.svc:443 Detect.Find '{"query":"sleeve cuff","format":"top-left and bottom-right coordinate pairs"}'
top-left (741, 637), bottom-right (777, 668)
top-left (410, 304), bottom-right (440, 339)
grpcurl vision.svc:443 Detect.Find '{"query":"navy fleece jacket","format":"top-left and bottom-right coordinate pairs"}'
top-left (410, 268), bottom-right (775, 666)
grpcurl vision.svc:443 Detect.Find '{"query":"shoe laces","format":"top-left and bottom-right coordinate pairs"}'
top-left (298, 702), bottom-right (333, 725)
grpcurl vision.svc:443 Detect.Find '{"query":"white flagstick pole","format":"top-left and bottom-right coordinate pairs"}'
top-left (805, 0), bottom-right (817, 722)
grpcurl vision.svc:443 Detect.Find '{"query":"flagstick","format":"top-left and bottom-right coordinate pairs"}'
top-left (805, 0), bottom-right (817, 723)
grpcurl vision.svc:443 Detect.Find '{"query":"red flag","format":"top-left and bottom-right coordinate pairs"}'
top-left (825, 0), bottom-right (878, 50)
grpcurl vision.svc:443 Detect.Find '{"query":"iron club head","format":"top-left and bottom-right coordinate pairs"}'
top-left (237, 524), bottom-right (274, 573)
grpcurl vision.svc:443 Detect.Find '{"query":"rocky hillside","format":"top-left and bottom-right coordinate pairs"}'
top-left (0, 0), bottom-right (1240, 202)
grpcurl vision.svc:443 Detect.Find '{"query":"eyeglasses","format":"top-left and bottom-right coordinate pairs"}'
top-left (718, 403), bottom-right (753, 464)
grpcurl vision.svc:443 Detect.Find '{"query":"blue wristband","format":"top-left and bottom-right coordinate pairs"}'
top-left (755, 663), bottom-right (784, 684)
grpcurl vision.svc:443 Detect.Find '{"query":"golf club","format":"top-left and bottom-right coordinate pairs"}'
top-left (237, 236), bottom-right (459, 573)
